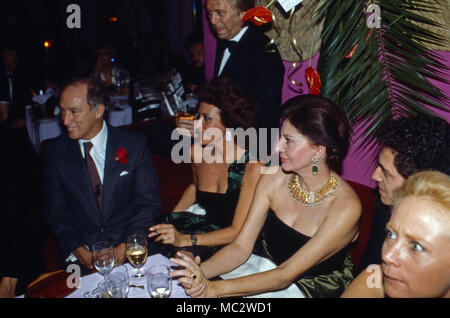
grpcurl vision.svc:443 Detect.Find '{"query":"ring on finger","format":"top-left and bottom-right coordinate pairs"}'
top-left (190, 273), bottom-right (197, 280)
top-left (163, 235), bottom-right (169, 240)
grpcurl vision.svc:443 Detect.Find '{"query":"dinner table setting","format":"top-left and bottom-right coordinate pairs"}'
top-left (24, 234), bottom-right (189, 298)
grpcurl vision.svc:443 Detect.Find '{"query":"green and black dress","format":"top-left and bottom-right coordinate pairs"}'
top-left (261, 210), bottom-right (356, 298)
top-left (161, 151), bottom-right (255, 261)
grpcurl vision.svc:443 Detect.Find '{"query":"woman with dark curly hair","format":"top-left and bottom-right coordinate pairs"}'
top-left (148, 77), bottom-right (265, 261)
top-left (170, 95), bottom-right (362, 298)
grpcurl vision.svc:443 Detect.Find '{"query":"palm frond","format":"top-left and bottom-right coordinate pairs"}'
top-left (316, 0), bottom-right (449, 150)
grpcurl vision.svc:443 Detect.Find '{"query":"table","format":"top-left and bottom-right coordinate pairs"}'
top-left (107, 95), bottom-right (133, 127)
top-left (25, 254), bottom-right (189, 298)
top-left (25, 106), bottom-right (62, 155)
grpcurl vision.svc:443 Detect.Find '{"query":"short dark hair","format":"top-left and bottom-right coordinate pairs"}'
top-left (197, 77), bottom-right (257, 131)
top-left (185, 33), bottom-right (203, 50)
top-left (62, 78), bottom-right (109, 111)
top-left (229, 0), bottom-right (255, 12)
top-left (378, 115), bottom-right (450, 178)
top-left (281, 95), bottom-right (351, 174)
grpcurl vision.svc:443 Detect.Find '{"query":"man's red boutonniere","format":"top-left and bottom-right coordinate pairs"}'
top-left (242, 6), bottom-right (273, 26)
top-left (114, 147), bottom-right (128, 164)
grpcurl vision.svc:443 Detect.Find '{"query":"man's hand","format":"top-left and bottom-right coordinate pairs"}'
top-left (0, 102), bottom-right (9, 123)
top-left (0, 277), bottom-right (18, 298)
top-left (114, 243), bottom-right (127, 265)
top-left (73, 246), bottom-right (94, 270)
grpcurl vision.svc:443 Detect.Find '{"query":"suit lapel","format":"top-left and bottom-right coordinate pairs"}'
top-left (214, 40), bottom-right (226, 76)
top-left (217, 27), bottom-right (252, 77)
top-left (102, 126), bottom-right (123, 214)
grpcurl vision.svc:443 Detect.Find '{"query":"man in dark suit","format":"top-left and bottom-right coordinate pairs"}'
top-left (208, 0), bottom-right (284, 151)
top-left (43, 78), bottom-right (161, 272)
top-left (0, 44), bottom-right (30, 129)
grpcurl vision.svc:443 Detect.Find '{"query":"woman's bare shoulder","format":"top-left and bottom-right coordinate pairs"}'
top-left (330, 178), bottom-right (362, 216)
top-left (341, 264), bottom-right (384, 298)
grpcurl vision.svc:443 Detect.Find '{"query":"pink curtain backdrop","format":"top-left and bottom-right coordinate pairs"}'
top-left (201, 2), bottom-right (450, 188)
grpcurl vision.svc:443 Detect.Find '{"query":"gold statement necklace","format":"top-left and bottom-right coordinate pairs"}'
top-left (287, 172), bottom-right (340, 207)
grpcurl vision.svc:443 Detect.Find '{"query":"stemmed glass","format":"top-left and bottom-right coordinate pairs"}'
top-left (83, 240), bottom-right (115, 298)
top-left (147, 265), bottom-right (172, 298)
top-left (92, 241), bottom-right (115, 281)
top-left (126, 234), bottom-right (148, 278)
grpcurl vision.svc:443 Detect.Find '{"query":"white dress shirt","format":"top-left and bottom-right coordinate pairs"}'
top-left (218, 26), bottom-right (249, 75)
top-left (78, 121), bottom-right (108, 183)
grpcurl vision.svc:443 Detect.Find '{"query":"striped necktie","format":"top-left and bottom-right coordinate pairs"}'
top-left (83, 142), bottom-right (102, 212)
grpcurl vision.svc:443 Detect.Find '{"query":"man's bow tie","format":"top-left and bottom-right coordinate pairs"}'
top-left (223, 40), bottom-right (238, 53)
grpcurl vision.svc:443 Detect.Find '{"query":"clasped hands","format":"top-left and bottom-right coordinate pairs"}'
top-left (169, 251), bottom-right (211, 298)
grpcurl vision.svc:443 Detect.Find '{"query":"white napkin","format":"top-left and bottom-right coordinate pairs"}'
top-left (220, 254), bottom-right (305, 298)
top-left (185, 203), bottom-right (206, 216)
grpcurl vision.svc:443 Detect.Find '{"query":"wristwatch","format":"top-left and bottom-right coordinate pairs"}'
top-left (190, 234), bottom-right (198, 247)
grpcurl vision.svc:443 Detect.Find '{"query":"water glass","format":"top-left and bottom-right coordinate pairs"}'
top-left (113, 265), bottom-right (130, 297)
top-left (147, 265), bottom-right (172, 298)
top-left (104, 273), bottom-right (127, 298)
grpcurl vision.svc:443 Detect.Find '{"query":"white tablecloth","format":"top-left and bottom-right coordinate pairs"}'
top-left (66, 254), bottom-right (189, 298)
top-left (25, 106), bottom-right (63, 155)
top-left (107, 95), bottom-right (133, 127)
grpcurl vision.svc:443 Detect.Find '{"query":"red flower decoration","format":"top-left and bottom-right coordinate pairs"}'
top-left (305, 66), bottom-right (322, 95)
top-left (114, 147), bottom-right (128, 164)
top-left (242, 6), bottom-right (273, 26)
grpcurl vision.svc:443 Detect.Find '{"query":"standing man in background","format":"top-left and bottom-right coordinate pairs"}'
top-left (177, 0), bottom-right (284, 154)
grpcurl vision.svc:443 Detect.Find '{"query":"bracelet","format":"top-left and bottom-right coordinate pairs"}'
top-left (190, 234), bottom-right (198, 247)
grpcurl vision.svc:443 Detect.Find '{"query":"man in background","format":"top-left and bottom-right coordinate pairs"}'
top-left (178, 0), bottom-right (285, 153)
top-left (359, 114), bottom-right (450, 271)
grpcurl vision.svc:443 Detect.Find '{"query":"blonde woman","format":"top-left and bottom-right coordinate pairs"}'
top-left (342, 171), bottom-right (450, 298)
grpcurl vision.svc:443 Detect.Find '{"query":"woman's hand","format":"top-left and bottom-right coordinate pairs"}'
top-left (148, 224), bottom-right (190, 247)
top-left (170, 252), bottom-right (211, 298)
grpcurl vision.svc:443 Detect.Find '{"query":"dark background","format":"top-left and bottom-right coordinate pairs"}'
top-left (0, 0), bottom-right (204, 90)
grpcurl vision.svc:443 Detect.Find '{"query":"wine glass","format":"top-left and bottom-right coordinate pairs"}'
top-left (126, 234), bottom-right (148, 278)
top-left (147, 265), bottom-right (172, 298)
top-left (92, 241), bottom-right (115, 281)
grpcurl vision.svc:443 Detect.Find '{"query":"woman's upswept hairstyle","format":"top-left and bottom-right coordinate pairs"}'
top-left (281, 94), bottom-right (351, 174)
top-left (197, 76), bottom-right (257, 131)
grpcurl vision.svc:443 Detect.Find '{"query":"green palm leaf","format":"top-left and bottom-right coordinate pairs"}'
top-left (315, 0), bottom-right (449, 150)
